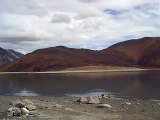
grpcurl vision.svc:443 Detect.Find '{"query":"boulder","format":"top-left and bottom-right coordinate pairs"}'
top-left (6, 111), bottom-right (13, 118)
top-left (22, 99), bottom-right (34, 106)
top-left (88, 97), bottom-right (100, 104)
top-left (77, 97), bottom-right (88, 104)
top-left (15, 103), bottom-right (25, 108)
top-left (8, 107), bottom-right (21, 117)
top-left (11, 99), bottom-right (33, 107)
top-left (21, 108), bottom-right (30, 115)
top-left (26, 105), bottom-right (36, 111)
top-left (7, 99), bottom-right (37, 117)
top-left (97, 104), bottom-right (113, 108)
top-left (10, 99), bottom-right (22, 106)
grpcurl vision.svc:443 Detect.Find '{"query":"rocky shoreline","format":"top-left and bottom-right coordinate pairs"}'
top-left (0, 95), bottom-right (160, 120)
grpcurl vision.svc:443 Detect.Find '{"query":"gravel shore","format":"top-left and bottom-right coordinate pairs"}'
top-left (0, 96), bottom-right (160, 120)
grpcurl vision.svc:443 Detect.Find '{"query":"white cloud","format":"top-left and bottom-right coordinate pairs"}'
top-left (0, 0), bottom-right (160, 53)
top-left (51, 13), bottom-right (71, 23)
top-left (99, 0), bottom-right (151, 10)
top-left (75, 8), bottom-right (102, 19)
top-left (78, 0), bottom-right (102, 3)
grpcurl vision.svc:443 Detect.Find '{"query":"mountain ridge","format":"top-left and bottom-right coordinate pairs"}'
top-left (1, 37), bottom-right (160, 72)
top-left (0, 47), bottom-right (23, 66)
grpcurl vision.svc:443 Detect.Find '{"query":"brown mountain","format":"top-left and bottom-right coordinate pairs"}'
top-left (0, 47), bottom-right (23, 66)
top-left (102, 37), bottom-right (160, 67)
top-left (1, 37), bottom-right (160, 72)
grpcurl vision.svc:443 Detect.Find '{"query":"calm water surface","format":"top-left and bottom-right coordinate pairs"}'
top-left (0, 71), bottom-right (160, 99)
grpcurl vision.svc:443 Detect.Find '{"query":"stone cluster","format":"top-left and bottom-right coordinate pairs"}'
top-left (4, 99), bottom-right (37, 118)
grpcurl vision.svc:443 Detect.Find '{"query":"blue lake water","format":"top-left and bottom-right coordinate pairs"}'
top-left (0, 71), bottom-right (160, 99)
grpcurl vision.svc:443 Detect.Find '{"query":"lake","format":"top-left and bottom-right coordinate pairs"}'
top-left (0, 71), bottom-right (160, 99)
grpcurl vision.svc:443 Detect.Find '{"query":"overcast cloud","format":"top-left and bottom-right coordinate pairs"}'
top-left (0, 0), bottom-right (160, 53)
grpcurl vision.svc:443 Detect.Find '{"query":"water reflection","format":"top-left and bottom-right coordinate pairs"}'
top-left (0, 71), bottom-right (160, 99)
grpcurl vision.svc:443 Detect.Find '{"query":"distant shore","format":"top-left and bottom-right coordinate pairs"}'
top-left (0, 67), bottom-right (160, 74)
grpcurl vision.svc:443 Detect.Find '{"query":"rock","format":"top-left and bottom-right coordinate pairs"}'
top-left (101, 94), bottom-right (111, 99)
top-left (136, 103), bottom-right (140, 105)
top-left (141, 109), bottom-right (145, 112)
top-left (101, 94), bottom-right (106, 98)
top-left (10, 99), bottom-right (22, 106)
top-left (26, 105), bottom-right (36, 111)
top-left (15, 103), bottom-right (25, 108)
top-left (0, 112), bottom-right (4, 119)
top-left (29, 111), bottom-right (38, 116)
top-left (21, 108), bottom-right (30, 115)
top-left (14, 108), bottom-right (21, 116)
top-left (122, 102), bottom-right (131, 106)
top-left (55, 104), bottom-right (62, 108)
top-left (108, 94), bottom-right (111, 99)
top-left (8, 107), bottom-right (21, 117)
top-left (6, 110), bottom-right (13, 117)
top-left (125, 102), bottom-right (131, 105)
top-left (22, 99), bottom-right (33, 105)
top-left (97, 104), bottom-right (113, 108)
top-left (77, 97), bottom-right (88, 104)
top-left (88, 97), bottom-right (100, 104)
top-left (11, 99), bottom-right (33, 107)
top-left (7, 99), bottom-right (36, 117)
top-left (65, 108), bottom-right (74, 111)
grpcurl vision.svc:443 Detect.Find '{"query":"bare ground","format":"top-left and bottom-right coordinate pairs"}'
top-left (0, 96), bottom-right (160, 120)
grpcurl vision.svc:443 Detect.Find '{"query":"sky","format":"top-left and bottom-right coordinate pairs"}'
top-left (0, 0), bottom-right (160, 54)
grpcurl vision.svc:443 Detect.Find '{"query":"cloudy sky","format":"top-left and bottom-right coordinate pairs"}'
top-left (0, 0), bottom-right (160, 53)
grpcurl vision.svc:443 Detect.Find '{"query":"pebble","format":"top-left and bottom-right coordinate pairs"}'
top-left (97, 104), bottom-right (113, 108)
top-left (65, 108), bottom-right (74, 111)
top-left (125, 102), bottom-right (131, 105)
top-left (55, 104), bottom-right (62, 108)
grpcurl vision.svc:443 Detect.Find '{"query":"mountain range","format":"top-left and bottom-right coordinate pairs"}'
top-left (1, 37), bottom-right (160, 72)
top-left (0, 47), bottom-right (23, 67)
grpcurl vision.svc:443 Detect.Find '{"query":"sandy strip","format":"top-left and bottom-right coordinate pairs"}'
top-left (0, 68), bottom-right (160, 74)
